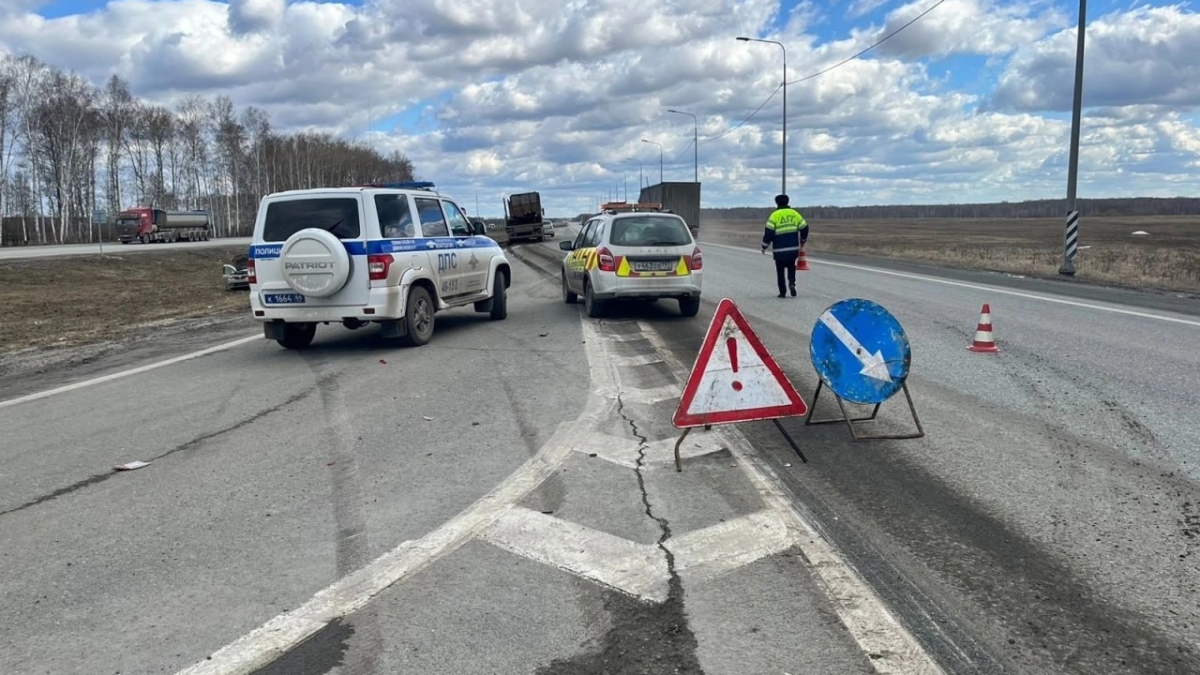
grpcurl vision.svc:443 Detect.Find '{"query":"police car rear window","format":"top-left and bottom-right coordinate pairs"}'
top-left (610, 216), bottom-right (692, 247)
top-left (263, 198), bottom-right (361, 242)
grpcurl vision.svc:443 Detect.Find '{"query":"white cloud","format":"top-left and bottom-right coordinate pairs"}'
top-left (0, 0), bottom-right (1197, 215)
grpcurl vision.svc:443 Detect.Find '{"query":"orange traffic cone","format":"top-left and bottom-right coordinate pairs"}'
top-left (795, 248), bottom-right (810, 271)
top-left (968, 303), bottom-right (999, 353)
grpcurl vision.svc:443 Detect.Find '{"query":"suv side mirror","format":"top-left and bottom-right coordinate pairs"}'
top-left (472, 221), bottom-right (487, 235)
top-left (559, 241), bottom-right (574, 251)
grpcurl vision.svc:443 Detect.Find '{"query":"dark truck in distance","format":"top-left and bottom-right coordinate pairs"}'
top-left (504, 191), bottom-right (546, 243)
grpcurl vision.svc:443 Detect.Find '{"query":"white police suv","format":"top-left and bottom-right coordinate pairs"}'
top-left (248, 182), bottom-right (511, 349)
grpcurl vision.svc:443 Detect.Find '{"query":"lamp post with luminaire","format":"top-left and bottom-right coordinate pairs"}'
top-left (737, 36), bottom-right (787, 196)
top-left (666, 109), bottom-right (698, 183)
top-left (641, 139), bottom-right (664, 185)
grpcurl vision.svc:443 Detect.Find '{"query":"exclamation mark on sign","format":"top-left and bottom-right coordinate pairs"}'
top-left (727, 337), bottom-right (743, 391)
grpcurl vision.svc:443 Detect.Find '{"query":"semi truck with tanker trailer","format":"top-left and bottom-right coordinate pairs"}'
top-left (504, 192), bottom-right (545, 244)
top-left (116, 207), bottom-right (212, 244)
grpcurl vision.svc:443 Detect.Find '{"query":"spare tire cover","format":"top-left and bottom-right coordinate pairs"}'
top-left (279, 228), bottom-right (351, 297)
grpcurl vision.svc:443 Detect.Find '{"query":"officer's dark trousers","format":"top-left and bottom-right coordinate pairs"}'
top-left (773, 256), bottom-right (796, 295)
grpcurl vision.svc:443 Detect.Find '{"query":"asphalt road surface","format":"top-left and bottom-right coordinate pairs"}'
top-left (1, 230), bottom-right (1197, 675)
top-left (0, 237), bottom-right (252, 260)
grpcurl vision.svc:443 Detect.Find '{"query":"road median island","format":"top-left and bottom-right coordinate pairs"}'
top-left (0, 246), bottom-right (251, 355)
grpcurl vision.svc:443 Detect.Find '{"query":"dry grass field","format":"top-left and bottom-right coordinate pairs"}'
top-left (0, 247), bottom-right (250, 352)
top-left (701, 216), bottom-right (1200, 294)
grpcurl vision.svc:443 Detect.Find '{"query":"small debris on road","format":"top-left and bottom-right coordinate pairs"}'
top-left (422, 415), bottom-right (434, 421)
top-left (539, 332), bottom-right (549, 337)
top-left (379, 359), bottom-right (388, 364)
top-left (114, 460), bottom-right (150, 471)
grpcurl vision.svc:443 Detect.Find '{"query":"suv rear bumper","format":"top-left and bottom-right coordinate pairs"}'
top-left (250, 285), bottom-right (406, 322)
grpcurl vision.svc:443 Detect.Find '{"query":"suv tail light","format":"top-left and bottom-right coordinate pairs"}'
top-left (690, 247), bottom-right (703, 270)
top-left (597, 247), bottom-right (616, 272)
top-left (247, 258), bottom-right (257, 284)
top-left (368, 254), bottom-right (394, 280)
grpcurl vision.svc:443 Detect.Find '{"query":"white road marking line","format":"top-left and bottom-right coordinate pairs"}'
top-left (0, 334), bottom-right (262, 410)
top-left (617, 383), bottom-right (681, 406)
top-left (570, 432), bottom-right (727, 468)
top-left (480, 506), bottom-right (669, 602)
top-left (670, 510), bottom-right (796, 585)
top-left (480, 507), bottom-right (799, 603)
top-left (176, 320), bottom-right (623, 674)
top-left (638, 322), bottom-right (946, 675)
top-left (174, 421), bottom-right (581, 675)
top-left (608, 353), bottom-right (665, 367)
top-left (703, 241), bottom-right (1200, 328)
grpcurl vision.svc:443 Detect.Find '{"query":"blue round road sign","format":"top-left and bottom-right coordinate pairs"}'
top-left (809, 298), bottom-right (911, 405)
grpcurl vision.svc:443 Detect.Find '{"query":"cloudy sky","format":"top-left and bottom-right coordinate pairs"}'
top-left (2, 0), bottom-right (1198, 217)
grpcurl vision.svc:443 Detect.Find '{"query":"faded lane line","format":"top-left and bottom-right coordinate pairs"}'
top-left (639, 322), bottom-right (946, 675)
top-left (0, 334), bottom-right (262, 410)
top-left (703, 241), bottom-right (1200, 328)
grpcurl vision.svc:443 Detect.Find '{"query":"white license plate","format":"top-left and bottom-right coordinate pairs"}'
top-left (264, 292), bottom-right (306, 305)
top-left (632, 261), bottom-right (675, 272)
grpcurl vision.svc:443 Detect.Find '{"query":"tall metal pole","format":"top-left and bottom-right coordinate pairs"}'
top-left (1060, 0), bottom-right (1087, 276)
top-left (738, 37), bottom-right (787, 195)
top-left (667, 109), bottom-right (698, 182)
top-left (642, 139), bottom-right (664, 184)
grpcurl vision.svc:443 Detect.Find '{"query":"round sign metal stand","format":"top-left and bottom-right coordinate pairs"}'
top-left (803, 298), bottom-right (924, 440)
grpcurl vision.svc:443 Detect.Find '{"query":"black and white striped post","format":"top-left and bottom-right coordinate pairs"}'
top-left (1061, 210), bottom-right (1080, 274)
top-left (1059, 0), bottom-right (1087, 277)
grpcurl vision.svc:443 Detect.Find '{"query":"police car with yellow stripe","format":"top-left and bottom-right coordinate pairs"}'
top-left (248, 182), bottom-right (511, 349)
top-left (559, 203), bottom-right (702, 318)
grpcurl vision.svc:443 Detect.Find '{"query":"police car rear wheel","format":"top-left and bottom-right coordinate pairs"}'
top-left (277, 322), bottom-right (316, 349)
top-left (679, 296), bottom-right (701, 318)
top-left (401, 286), bottom-right (435, 347)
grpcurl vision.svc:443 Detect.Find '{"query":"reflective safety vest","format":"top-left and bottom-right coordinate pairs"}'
top-left (762, 208), bottom-right (808, 259)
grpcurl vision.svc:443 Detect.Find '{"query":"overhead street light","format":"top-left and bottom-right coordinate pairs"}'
top-left (737, 36), bottom-right (787, 196)
top-left (666, 109), bottom-right (698, 183)
top-left (641, 139), bottom-right (664, 185)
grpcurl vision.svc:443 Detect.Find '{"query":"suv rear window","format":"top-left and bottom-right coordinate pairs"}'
top-left (263, 198), bottom-right (361, 242)
top-left (610, 216), bottom-right (692, 247)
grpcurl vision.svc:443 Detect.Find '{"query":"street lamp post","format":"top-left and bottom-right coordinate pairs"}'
top-left (666, 109), bottom-right (698, 183)
top-left (737, 36), bottom-right (787, 196)
top-left (626, 157), bottom-right (643, 194)
top-left (641, 139), bottom-right (664, 184)
top-left (1060, 0), bottom-right (1088, 276)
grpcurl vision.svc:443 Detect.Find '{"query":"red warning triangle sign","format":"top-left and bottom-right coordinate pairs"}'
top-left (673, 298), bottom-right (808, 428)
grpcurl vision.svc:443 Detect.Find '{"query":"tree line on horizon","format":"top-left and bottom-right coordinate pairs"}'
top-left (0, 53), bottom-right (415, 247)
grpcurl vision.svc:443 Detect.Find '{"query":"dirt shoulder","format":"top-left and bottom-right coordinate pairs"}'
top-left (0, 246), bottom-right (252, 368)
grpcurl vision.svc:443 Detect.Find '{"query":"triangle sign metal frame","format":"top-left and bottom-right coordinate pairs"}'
top-left (672, 298), bottom-right (809, 428)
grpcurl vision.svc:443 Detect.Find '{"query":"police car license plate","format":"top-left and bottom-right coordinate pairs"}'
top-left (264, 292), bottom-right (306, 305)
top-left (632, 260), bottom-right (675, 272)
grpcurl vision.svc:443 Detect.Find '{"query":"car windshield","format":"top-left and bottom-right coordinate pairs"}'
top-left (263, 198), bottom-right (360, 242)
top-left (609, 216), bottom-right (692, 247)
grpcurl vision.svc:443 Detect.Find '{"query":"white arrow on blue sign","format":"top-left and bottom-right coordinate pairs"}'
top-left (809, 298), bottom-right (911, 405)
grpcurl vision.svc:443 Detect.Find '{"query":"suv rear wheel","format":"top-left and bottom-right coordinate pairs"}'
top-left (401, 286), bottom-right (435, 347)
top-left (679, 297), bottom-right (701, 317)
top-left (277, 322), bottom-right (316, 349)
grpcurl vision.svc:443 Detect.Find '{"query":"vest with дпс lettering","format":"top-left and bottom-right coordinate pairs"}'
top-left (761, 207), bottom-right (808, 260)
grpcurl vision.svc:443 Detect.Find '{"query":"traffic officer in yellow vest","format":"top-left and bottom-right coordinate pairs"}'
top-left (761, 194), bottom-right (809, 297)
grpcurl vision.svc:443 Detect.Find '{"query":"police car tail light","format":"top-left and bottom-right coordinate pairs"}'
top-left (368, 254), bottom-right (394, 280)
top-left (247, 259), bottom-right (257, 284)
top-left (690, 247), bottom-right (703, 270)
top-left (597, 247), bottom-right (616, 272)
